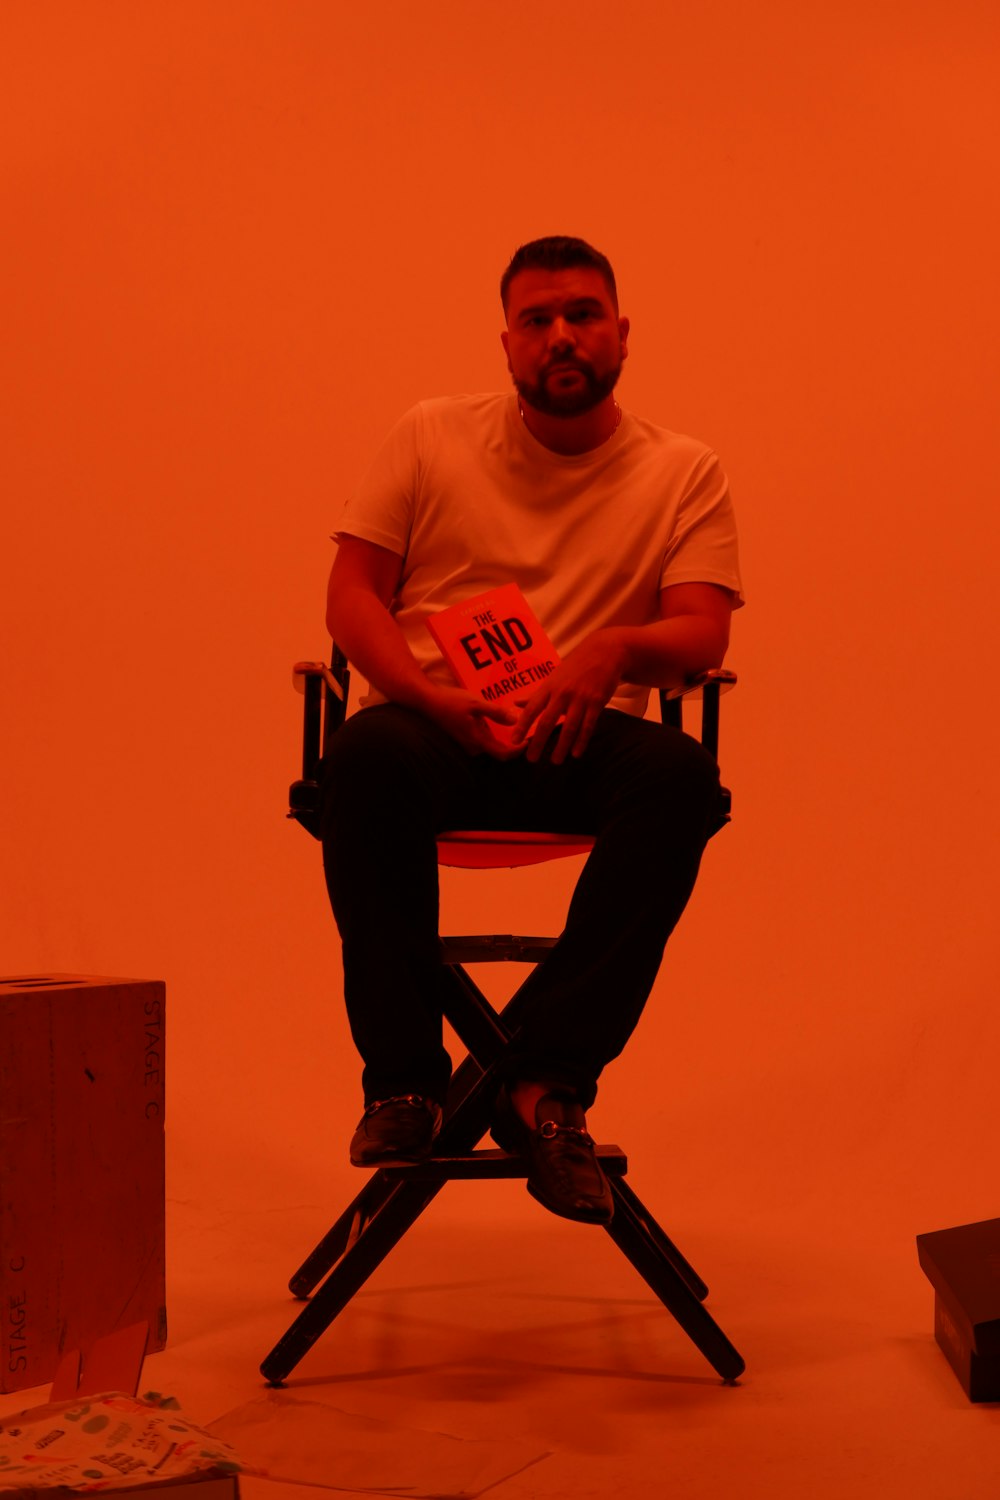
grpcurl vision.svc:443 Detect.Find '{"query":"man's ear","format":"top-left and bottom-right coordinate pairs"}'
top-left (618, 316), bottom-right (630, 361)
top-left (500, 328), bottom-right (512, 371)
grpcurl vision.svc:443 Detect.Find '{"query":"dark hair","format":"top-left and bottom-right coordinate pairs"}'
top-left (500, 235), bottom-right (618, 314)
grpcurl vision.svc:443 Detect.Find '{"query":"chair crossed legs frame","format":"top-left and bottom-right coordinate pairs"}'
top-left (260, 655), bottom-right (745, 1387)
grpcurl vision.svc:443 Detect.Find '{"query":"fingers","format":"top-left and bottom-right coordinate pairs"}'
top-left (550, 702), bottom-right (602, 765)
top-left (521, 685), bottom-right (567, 761)
top-left (466, 719), bottom-right (520, 760)
top-left (460, 701), bottom-right (522, 759)
top-left (509, 690), bottom-right (546, 746)
top-left (453, 686), bottom-right (606, 763)
top-left (475, 700), bottom-right (518, 726)
top-left (522, 691), bottom-right (605, 764)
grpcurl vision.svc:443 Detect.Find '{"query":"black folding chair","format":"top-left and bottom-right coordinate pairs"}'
top-left (260, 649), bottom-right (745, 1386)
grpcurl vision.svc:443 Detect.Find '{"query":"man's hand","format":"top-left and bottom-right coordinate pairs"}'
top-left (511, 630), bottom-right (628, 765)
top-left (509, 586), bottom-right (734, 765)
top-left (421, 685), bottom-right (521, 758)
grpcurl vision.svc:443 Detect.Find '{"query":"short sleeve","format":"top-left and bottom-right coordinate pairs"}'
top-left (659, 451), bottom-right (744, 606)
top-left (331, 405), bottom-right (424, 557)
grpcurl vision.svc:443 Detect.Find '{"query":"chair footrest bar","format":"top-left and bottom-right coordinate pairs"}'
top-left (440, 935), bottom-right (558, 964)
top-left (381, 1145), bottom-right (628, 1181)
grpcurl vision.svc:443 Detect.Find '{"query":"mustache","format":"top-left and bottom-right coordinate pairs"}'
top-left (544, 357), bottom-right (590, 376)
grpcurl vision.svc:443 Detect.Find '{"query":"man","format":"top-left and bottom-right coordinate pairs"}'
top-left (321, 236), bottom-right (743, 1226)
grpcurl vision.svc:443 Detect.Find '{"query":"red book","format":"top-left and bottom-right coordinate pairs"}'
top-left (426, 582), bottom-right (560, 743)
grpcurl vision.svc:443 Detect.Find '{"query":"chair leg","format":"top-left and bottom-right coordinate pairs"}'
top-left (436, 1061), bottom-right (501, 1154)
top-left (604, 1178), bottom-right (745, 1382)
top-left (265, 1011), bottom-right (511, 1382)
top-left (266, 958), bottom-right (745, 1385)
top-left (446, 967), bottom-right (740, 1373)
top-left (287, 1172), bottom-right (399, 1299)
top-left (288, 1015), bottom-right (505, 1291)
top-left (610, 1176), bottom-right (709, 1302)
top-left (283, 1055), bottom-right (498, 1304)
top-left (261, 1175), bottom-right (446, 1386)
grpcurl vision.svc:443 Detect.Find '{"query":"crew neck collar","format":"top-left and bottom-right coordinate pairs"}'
top-left (505, 394), bottom-right (629, 464)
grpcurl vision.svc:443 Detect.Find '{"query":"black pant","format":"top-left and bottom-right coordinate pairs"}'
top-left (320, 703), bottom-right (723, 1110)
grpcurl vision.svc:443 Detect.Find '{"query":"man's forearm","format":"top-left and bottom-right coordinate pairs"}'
top-left (328, 589), bottom-right (434, 711)
top-left (601, 616), bottom-right (729, 690)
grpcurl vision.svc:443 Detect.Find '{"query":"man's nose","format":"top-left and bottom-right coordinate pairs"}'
top-left (548, 317), bottom-right (575, 350)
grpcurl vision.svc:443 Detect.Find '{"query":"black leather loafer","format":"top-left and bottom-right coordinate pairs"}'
top-left (350, 1094), bottom-right (443, 1167)
top-left (491, 1085), bottom-right (614, 1226)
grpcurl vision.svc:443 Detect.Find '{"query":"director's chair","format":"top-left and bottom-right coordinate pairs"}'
top-left (259, 648), bottom-right (745, 1386)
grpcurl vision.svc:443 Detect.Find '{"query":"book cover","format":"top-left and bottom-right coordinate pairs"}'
top-left (425, 582), bottom-right (559, 743)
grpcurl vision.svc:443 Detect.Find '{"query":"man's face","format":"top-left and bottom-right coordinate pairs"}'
top-left (501, 266), bottom-right (629, 417)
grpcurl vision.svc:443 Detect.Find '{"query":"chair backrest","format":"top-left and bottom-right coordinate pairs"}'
top-left (289, 644), bottom-right (736, 857)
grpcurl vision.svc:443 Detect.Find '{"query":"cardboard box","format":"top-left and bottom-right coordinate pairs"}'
top-left (916, 1216), bottom-right (1000, 1402)
top-left (0, 975), bottom-right (166, 1393)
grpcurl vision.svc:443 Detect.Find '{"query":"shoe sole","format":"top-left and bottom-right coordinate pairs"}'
top-left (526, 1178), bottom-right (614, 1225)
top-left (350, 1150), bottom-right (434, 1168)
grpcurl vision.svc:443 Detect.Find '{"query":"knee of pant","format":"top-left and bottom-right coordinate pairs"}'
top-left (320, 709), bottom-right (420, 807)
top-left (679, 730), bottom-right (722, 791)
top-left (643, 729), bottom-right (723, 825)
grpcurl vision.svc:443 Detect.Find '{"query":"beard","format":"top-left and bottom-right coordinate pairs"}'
top-left (513, 356), bottom-right (622, 417)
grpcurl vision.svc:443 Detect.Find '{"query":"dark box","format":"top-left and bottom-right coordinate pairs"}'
top-left (916, 1216), bottom-right (1000, 1402)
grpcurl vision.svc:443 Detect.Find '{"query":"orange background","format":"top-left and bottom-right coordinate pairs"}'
top-left (3, 0), bottom-right (999, 1265)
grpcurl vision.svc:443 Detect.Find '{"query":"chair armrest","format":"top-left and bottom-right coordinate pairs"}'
top-left (658, 668), bottom-right (737, 760)
top-left (292, 661), bottom-right (346, 702)
top-left (290, 649), bottom-right (352, 833)
top-left (661, 667), bottom-right (738, 701)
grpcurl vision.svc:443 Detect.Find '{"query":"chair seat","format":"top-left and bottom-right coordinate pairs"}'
top-left (437, 829), bottom-right (594, 869)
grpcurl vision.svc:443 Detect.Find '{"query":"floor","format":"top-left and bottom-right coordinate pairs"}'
top-left (4, 1160), bottom-right (997, 1499)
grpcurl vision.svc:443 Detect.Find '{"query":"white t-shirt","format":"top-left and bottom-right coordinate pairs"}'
top-left (333, 393), bottom-right (744, 717)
